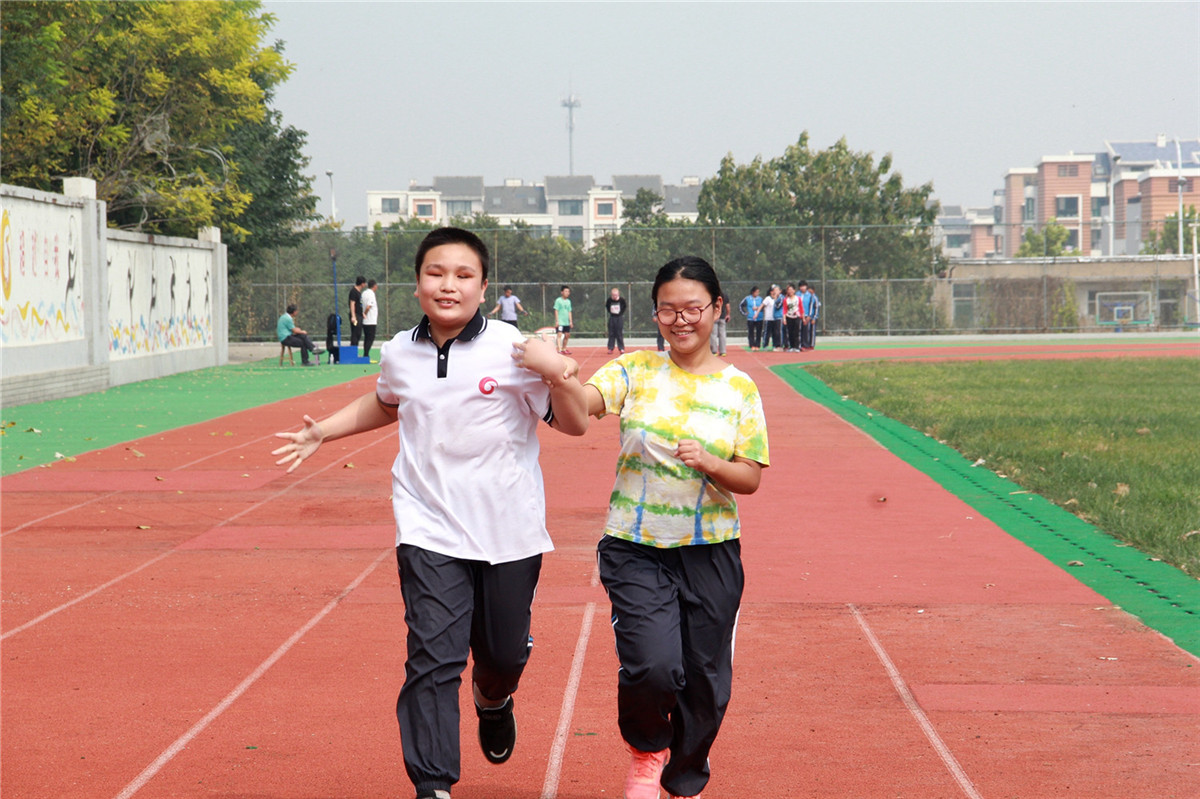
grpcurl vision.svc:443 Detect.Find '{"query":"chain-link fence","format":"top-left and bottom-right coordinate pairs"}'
top-left (232, 227), bottom-right (1199, 343)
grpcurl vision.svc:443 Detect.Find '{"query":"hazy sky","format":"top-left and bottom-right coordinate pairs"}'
top-left (263, 1), bottom-right (1199, 228)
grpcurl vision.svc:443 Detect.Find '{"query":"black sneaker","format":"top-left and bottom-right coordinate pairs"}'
top-left (476, 695), bottom-right (516, 764)
top-left (415, 790), bottom-right (450, 799)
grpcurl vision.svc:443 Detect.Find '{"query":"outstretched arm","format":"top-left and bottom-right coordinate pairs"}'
top-left (272, 391), bottom-right (397, 473)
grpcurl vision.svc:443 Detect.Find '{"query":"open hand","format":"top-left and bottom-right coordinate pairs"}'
top-left (272, 415), bottom-right (325, 473)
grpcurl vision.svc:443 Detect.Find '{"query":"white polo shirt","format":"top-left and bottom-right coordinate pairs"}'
top-left (375, 311), bottom-right (555, 564)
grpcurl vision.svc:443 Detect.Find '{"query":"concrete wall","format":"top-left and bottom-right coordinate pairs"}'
top-left (935, 255), bottom-right (1198, 331)
top-left (1, 181), bottom-right (228, 407)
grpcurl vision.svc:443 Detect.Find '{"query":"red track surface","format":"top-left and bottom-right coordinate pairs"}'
top-left (3, 342), bottom-right (1199, 799)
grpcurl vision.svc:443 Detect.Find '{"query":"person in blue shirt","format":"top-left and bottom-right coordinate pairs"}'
top-left (277, 304), bottom-right (324, 366)
top-left (799, 280), bottom-right (821, 351)
top-left (738, 286), bottom-right (764, 351)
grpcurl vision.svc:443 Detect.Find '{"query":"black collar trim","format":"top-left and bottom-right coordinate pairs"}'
top-left (412, 310), bottom-right (487, 343)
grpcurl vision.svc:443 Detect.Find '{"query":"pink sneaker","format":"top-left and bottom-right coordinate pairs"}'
top-left (625, 745), bottom-right (667, 799)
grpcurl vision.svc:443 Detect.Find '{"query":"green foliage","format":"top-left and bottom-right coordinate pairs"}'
top-left (2, 0), bottom-right (311, 248)
top-left (975, 277), bottom-right (1080, 331)
top-left (807, 358), bottom-right (1200, 577)
top-left (697, 132), bottom-right (942, 280)
top-left (1015, 218), bottom-right (1079, 257)
top-left (1141, 206), bottom-right (1198, 255)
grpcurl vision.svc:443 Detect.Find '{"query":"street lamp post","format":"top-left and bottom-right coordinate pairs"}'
top-left (326, 169), bottom-right (337, 224)
top-left (1108, 153), bottom-right (1121, 255)
top-left (1191, 221), bottom-right (1200, 329)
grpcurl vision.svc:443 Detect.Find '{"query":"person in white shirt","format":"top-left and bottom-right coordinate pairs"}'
top-left (272, 228), bottom-right (589, 799)
top-left (360, 279), bottom-right (379, 360)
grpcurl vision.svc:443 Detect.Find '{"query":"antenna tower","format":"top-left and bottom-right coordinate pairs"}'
top-left (561, 94), bottom-right (581, 175)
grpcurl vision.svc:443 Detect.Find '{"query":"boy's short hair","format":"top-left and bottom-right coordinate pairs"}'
top-left (560, 285), bottom-right (570, 292)
top-left (798, 280), bottom-right (809, 288)
top-left (367, 279), bottom-right (378, 288)
top-left (355, 275), bottom-right (366, 286)
top-left (414, 227), bottom-right (490, 280)
top-left (286, 304), bottom-right (298, 314)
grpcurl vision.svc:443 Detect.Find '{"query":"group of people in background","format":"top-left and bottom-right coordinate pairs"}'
top-left (738, 281), bottom-right (820, 352)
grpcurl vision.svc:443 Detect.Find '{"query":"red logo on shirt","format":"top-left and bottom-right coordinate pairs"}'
top-left (478, 376), bottom-right (498, 395)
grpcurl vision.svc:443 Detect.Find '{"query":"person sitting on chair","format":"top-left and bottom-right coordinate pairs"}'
top-left (277, 304), bottom-right (324, 366)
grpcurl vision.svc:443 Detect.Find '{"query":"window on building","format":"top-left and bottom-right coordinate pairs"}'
top-left (414, 202), bottom-right (435, 218)
top-left (559, 226), bottom-right (584, 242)
top-left (596, 201), bottom-right (615, 217)
top-left (1057, 165), bottom-right (1079, 177)
top-left (529, 225), bottom-right (552, 239)
top-left (558, 200), bottom-right (583, 216)
top-left (1065, 229), bottom-right (1079, 249)
top-left (1090, 227), bottom-right (1102, 250)
top-left (1168, 178), bottom-right (1190, 194)
top-left (1055, 196), bottom-right (1079, 218)
top-left (1092, 197), bottom-right (1108, 218)
top-left (1023, 198), bottom-right (1035, 222)
top-left (945, 234), bottom-right (970, 249)
top-left (445, 200), bottom-right (472, 217)
top-left (381, 197), bottom-right (400, 214)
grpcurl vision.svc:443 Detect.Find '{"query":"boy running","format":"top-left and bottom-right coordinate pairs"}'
top-left (273, 227), bottom-right (587, 799)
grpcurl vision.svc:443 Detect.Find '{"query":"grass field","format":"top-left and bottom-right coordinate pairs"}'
top-left (806, 357), bottom-right (1200, 578)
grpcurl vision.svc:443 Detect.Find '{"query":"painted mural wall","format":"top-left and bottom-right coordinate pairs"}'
top-left (1, 182), bottom-right (227, 406)
top-left (106, 234), bottom-right (213, 360)
top-left (0, 196), bottom-right (87, 347)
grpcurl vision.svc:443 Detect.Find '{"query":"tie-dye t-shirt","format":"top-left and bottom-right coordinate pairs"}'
top-left (586, 351), bottom-right (769, 548)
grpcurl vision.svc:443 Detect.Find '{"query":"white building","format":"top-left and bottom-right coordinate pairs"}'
top-left (367, 174), bottom-right (701, 246)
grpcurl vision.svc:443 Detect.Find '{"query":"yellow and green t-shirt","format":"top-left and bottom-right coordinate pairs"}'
top-left (586, 351), bottom-right (769, 548)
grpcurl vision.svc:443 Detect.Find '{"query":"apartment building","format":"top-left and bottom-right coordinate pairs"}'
top-left (366, 174), bottom-right (701, 246)
top-left (941, 136), bottom-right (1200, 258)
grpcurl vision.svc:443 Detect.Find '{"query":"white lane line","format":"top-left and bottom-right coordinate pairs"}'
top-left (541, 602), bottom-right (599, 799)
top-left (541, 561), bottom-right (603, 799)
top-left (849, 604), bottom-right (984, 799)
top-left (1, 431), bottom-right (391, 638)
top-left (0, 549), bottom-right (175, 641)
top-left (1, 431), bottom-right (280, 539)
top-left (112, 548), bottom-right (392, 799)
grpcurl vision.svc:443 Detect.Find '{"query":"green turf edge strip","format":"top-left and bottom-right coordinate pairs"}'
top-left (1, 359), bottom-right (374, 476)
top-left (774, 364), bottom-right (1200, 659)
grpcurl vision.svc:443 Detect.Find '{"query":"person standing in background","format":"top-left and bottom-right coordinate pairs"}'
top-left (709, 289), bottom-right (730, 356)
top-left (348, 276), bottom-right (366, 349)
top-left (782, 284), bottom-right (802, 352)
top-left (799, 280), bottom-right (821, 351)
top-left (739, 286), bottom-right (763, 351)
top-left (489, 286), bottom-right (528, 327)
top-left (606, 287), bottom-right (627, 354)
top-left (554, 285), bottom-right (574, 354)
top-left (760, 285), bottom-right (780, 352)
top-left (361, 278), bottom-right (379, 361)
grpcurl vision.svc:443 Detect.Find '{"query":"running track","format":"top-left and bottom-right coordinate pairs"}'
top-left (3, 341), bottom-right (1198, 798)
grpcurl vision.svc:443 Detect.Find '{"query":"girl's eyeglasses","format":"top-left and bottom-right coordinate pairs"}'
top-left (653, 302), bottom-right (713, 325)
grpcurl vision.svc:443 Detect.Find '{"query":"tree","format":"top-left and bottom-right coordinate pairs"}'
top-left (222, 78), bottom-right (320, 273)
top-left (2, 0), bottom-right (299, 242)
top-left (1141, 206), bottom-right (1198, 255)
top-left (697, 132), bottom-right (941, 280)
top-left (1015, 218), bottom-right (1078, 257)
top-left (622, 188), bottom-right (668, 226)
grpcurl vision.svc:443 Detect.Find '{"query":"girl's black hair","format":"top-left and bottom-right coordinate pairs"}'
top-left (651, 256), bottom-right (723, 306)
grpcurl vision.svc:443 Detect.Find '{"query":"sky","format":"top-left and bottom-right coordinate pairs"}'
top-left (263, 1), bottom-right (1200, 229)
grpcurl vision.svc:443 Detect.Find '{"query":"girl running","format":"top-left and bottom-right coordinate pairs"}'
top-left (582, 256), bottom-right (770, 799)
